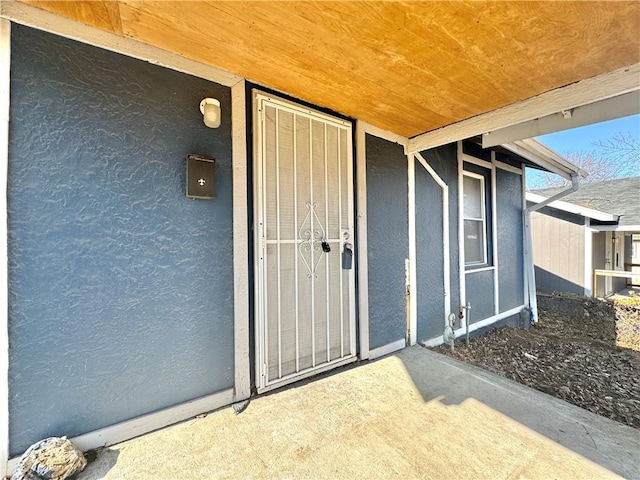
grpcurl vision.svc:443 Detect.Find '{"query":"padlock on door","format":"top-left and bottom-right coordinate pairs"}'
top-left (342, 242), bottom-right (353, 269)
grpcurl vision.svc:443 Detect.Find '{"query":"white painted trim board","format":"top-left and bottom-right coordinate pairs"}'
top-left (421, 306), bottom-right (524, 347)
top-left (482, 90), bottom-right (640, 147)
top-left (414, 152), bottom-right (451, 328)
top-left (231, 81), bottom-right (251, 402)
top-left (0, 17), bottom-right (10, 478)
top-left (369, 339), bottom-right (406, 360)
top-left (408, 63), bottom-right (640, 153)
top-left (491, 152), bottom-right (500, 315)
top-left (407, 154), bottom-right (417, 346)
top-left (494, 160), bottom-right (522, 176)
top-left (356, 120), bottom-right (370, 360)
top-left (358, 121), bottom-right (408, 148)
top-left (7, 388), bottom-right (235, 475)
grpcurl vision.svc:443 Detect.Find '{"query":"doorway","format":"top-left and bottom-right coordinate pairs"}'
top-left (253, 93), bottom-right (357, 392)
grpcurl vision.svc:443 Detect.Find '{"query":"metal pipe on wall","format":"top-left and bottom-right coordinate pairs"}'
top-left (524, 174), bottom-right (581, 322)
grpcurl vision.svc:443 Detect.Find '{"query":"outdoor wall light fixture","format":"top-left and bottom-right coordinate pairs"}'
top-left (200, 97), bottom-right (221, 128)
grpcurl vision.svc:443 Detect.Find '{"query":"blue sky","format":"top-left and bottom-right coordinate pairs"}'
top-left (527, 114), bottom-right (640, 188)
top-left (537, 114), bottom-right (640, 155)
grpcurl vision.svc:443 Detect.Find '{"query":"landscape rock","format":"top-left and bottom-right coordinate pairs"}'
top-left (11, 437), bottom-right (87, 480)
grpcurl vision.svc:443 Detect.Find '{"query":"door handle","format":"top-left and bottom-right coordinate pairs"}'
top-left (342, 243), bottom-right (353, 269)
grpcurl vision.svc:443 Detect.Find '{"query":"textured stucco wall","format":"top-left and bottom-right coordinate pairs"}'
top-left (415, 144), bottom-right (524, 337)
top-left (366, 135), bottom-right (408, 350)
top-left (8, 25), bottom-right (234, 455)
top-left (465, 269), bottom-right (495, 321)
top-left (415, 145), bottom-right (460, 341)
top-left (496, 169), bottom-right (525, 311)
top-left (461, 158), bottom-right (494, 323)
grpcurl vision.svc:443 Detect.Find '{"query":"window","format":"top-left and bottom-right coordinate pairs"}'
top-left (463, 172), bottom-right (487, 265)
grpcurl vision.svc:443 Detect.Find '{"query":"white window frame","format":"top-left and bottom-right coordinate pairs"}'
top-left (462, 171), bottom-right (488, 267)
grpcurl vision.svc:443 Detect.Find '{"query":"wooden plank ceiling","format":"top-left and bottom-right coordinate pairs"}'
top-left (18, 1), bottom-right (640, 138)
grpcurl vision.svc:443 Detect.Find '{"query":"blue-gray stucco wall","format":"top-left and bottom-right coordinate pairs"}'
top-left (465, 270), bottom-right (495, 321)
top-left (8, 25), bottom-right (234, 455)
top-left (365, 135), bottom-right (408, 350)
top-left (497, 169), bottom-right (525, 311)
top-left (462, 158), bottom-right (497, 323)
top-left (417, 143), bottom-right (523, 337)
top-left (415, 145), bottom-right (460, 341)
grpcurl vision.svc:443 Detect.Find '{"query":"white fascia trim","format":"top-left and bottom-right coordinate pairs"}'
top-left (0, 17), bottom-right (9, 479)
top-left (7, 388), bottom-right (235, 474)
top-left (518, 138), bottom-right (588, 178)
top-left (591, 224), bottom-right (640, 232)
top-left (231, 81), bottom-right (251, 402)
top-left (421, 306), bottom-right (524, 347)
top-left (503, 139), bottom-right (586, 181)
top-left (407, 63), bottom-right (640, 154)
top-left (0, 1), bottom-right (242, 87)
top-left (525, 192), bottom-right (618, 222)
top-left (482, 90), bottom-right (640, 147)
top-left (369, 338), bottom-right (407, 360)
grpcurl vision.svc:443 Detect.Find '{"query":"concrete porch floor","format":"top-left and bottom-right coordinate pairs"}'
top-left (77, 346), bottom-right (639, 480)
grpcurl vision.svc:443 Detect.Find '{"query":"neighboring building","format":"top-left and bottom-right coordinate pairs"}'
top-left (527, 177), bottom-right (640, 297)
top-left (0, 2), bottom-right (637, 474)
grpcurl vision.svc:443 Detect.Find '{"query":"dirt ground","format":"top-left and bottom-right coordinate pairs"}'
top-left (434, 293), bottom-right (640, 429)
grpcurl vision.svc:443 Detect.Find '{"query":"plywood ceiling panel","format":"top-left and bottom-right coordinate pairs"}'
top-left (16, 0), bottom-right (640, 137)
top-left (23, 0), bottom-right (122, 34)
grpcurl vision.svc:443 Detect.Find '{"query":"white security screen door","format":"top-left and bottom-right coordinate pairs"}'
top-left (254, 93), bottom-right (357, 392)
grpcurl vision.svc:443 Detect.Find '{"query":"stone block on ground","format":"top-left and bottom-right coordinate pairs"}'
top-left (11, 436), bottom-right (87, 480)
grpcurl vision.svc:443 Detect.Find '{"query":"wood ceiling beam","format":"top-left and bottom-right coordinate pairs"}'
top-left (407, 64), bottom-right (640, 154)
top-left (481, 91), bottom-right (640, 148)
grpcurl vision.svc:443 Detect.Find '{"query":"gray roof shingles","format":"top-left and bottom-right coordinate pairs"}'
top-left (532, 176), bottom-right (640, 227)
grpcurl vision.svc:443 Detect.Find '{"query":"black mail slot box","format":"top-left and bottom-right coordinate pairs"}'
top-left (186, 154), bottom-right (215, 199)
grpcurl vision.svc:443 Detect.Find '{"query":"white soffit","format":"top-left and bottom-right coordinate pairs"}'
top-left (502, 138), bottom-right (588, 182)
top-left (407, 63), bottom-right (640, 154)
top-left (482, 90), bottom-right (640, 148)
top-left (526, 192), bottom-right (618, 222)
